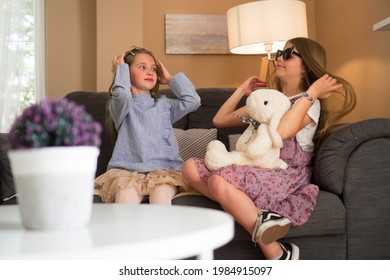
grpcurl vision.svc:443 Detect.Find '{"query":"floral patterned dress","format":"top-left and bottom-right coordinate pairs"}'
top-left (194, 98), bottom-right (319, 226)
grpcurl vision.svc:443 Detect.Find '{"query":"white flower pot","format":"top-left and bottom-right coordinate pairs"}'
top-left (8, 146), bottom-right (99, 230)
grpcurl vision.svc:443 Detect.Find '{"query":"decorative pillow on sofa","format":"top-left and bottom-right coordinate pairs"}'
top-left (228, 134), bottom-right (242, 152)
top-left (173, 128), bottom-right (217, 161)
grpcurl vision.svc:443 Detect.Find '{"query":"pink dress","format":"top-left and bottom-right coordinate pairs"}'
top-left (194, 134), bottom-right (319, 226)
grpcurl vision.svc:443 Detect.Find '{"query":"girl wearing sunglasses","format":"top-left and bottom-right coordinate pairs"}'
top-left (182, 37), bottom-right (356, 260)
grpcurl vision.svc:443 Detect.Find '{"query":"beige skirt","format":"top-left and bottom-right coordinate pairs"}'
top-left (94, 168), bottom-right (190, 203)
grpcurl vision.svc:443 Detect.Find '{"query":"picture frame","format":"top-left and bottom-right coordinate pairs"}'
top-left (165, 14), bottom-right (230, 54)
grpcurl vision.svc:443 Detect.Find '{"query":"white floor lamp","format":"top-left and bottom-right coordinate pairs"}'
top-left (227, 0), bottom-right (308, 80)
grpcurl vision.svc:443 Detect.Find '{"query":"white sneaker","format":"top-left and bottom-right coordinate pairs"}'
top-left (278, 242), bottom-right (300, 260)
top-left (252, 210), bottom-right (292, 245)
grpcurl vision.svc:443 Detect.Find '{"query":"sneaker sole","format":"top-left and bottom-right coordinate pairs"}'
top-left (290, 243), bottom-right (300, 260)
top-left (258, 219), bottom-right (292, 245)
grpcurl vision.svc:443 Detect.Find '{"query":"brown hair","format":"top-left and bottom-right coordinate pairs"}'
top-left (267, 37), bottom-right (357, 151)
top-left (106, 46), bottom-right (162, 143)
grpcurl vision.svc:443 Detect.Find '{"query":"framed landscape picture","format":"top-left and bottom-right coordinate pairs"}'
top-left (165, 14), bottom-right (230, 54)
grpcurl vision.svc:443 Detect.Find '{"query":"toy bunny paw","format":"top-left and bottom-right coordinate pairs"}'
top-left (204, 140), bottom-right (232, 171)
top-left (277, 159), bottom-right (288, 170)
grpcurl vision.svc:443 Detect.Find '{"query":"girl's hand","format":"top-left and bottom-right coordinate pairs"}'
top-left (157, 60), bottom-right (173, 85)
top-left (237, 76), bottom-right (267, 96)
top-left (307, 74), bottom-right (343, 99)
top-left (111, 54), bottom-right (125, 73)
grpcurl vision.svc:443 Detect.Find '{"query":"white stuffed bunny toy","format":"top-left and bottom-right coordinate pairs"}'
top-left (204, 89), bottom-right (291, 171)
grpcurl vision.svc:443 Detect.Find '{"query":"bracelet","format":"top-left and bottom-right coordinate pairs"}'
top-left (302, 92), bottom-right (315, 105)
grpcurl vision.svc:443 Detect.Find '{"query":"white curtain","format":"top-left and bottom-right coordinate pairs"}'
top-left (0, 0), bottom-right (45, 133)
top-left (35, 0), bottom-right (46, 107)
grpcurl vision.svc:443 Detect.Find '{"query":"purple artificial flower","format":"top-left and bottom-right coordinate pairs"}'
top-left (8, 98), bottom-right (102, 149)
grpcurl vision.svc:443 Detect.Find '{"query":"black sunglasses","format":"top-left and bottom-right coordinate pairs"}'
top-left (275, 46), bottom-right (302, 61)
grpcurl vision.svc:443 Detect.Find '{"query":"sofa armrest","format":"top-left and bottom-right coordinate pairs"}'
top-left (313, 118), bottom-right (390, 259)
top-left (313, 118), bottom-right (390, 195)
top-left (0, 133), bottom-right (16, 203)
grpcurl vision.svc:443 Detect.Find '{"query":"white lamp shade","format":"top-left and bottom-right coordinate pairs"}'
top-left (227, 0), bottom-right (308, 54)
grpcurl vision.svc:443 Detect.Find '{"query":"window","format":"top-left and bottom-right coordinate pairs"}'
top-left (0, 0), bottom-right (45, 133)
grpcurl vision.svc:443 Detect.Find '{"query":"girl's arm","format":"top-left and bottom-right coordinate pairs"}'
top-left (157, 60), bottom-right (173, 85)
top-left (213, 76), bottom-right (267, 128)
top-left (277, 74), bottom-right (343, 140)
top-left (159, 60), bottom-right (201, 123)
top-left (109, 54), bottom-right (133, 129)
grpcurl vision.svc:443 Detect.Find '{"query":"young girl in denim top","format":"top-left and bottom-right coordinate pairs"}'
top-left (95, 47), bottom-right (200, 205)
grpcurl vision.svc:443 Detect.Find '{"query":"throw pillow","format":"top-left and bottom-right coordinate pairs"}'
top-left (228, 134), bottom-right (242, 152)
top-left (174, 128), bottom-right (217, 161)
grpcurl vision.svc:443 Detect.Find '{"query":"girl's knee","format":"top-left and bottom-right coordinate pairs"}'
top-left (149, 185), bottom-right (177, 205)
top-left (115, 187), bottom-right (143, 204)
top-left (181, 158), bottom-right (196, 181)
top-left (208, 175), bottom-right (228, 198)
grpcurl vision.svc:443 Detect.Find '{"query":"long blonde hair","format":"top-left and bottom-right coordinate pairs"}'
top-left (106, 46), bottom-right (162, 143)
top-left (267, 37), bottom-right (357, 151)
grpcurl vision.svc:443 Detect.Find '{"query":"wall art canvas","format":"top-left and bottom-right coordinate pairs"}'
top-left (165, 14), bottom-right (229, 54)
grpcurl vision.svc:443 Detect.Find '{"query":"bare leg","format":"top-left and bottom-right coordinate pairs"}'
top-left (208, 174), bottom-right (284, 259)
top-left (181, 159), bottom-right (217, 200)
top-left (115, 187), bottom-right (144, 204)
top-left (149, 184), bottom-right (177, 205)
top-left (183, 160), bottom-right (258, 232)
top-left (182, 159), bottom-right (283, 259)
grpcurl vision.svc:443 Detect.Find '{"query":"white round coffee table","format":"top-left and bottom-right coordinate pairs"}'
top-left (0, 204), bottom-right (234, 260)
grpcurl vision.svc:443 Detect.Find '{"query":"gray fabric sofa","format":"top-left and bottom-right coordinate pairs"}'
top-left (1, 88), bottom-right (390, 260)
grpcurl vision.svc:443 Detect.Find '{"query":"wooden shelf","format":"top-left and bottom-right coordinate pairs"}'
top-left (373, 17), bottom-right (390, 31)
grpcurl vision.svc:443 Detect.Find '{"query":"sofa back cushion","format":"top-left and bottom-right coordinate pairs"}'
top-left (160, 87), bottom-right (248, 148)
top-left (174, 128), bottom-right (217, 160)
top-left (65, 88), bottom-right (248, 177)
top-left (65, 92), bottom-right (113, 177)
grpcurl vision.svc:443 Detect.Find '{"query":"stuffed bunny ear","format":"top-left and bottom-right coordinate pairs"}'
top-left (268, 112), bottom-right (284, 148)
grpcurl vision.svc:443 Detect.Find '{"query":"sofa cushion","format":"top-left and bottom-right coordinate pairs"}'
top-left (65, 91), bottom-right (220, 176)
top-left (65, 91), bottom-right (114, 177)
top-left (152, 88), bottom-right (248, 148)
top-left (228, 133), bottom-right (241, 151)
top-left (173, 190), bottom-right (345, 241)
top-left (187, 88), bottom-right (238, 128)
top-left (174, 128), bottom-right (217, 160)
top-left (186, 88), bottom-right (248, 148)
